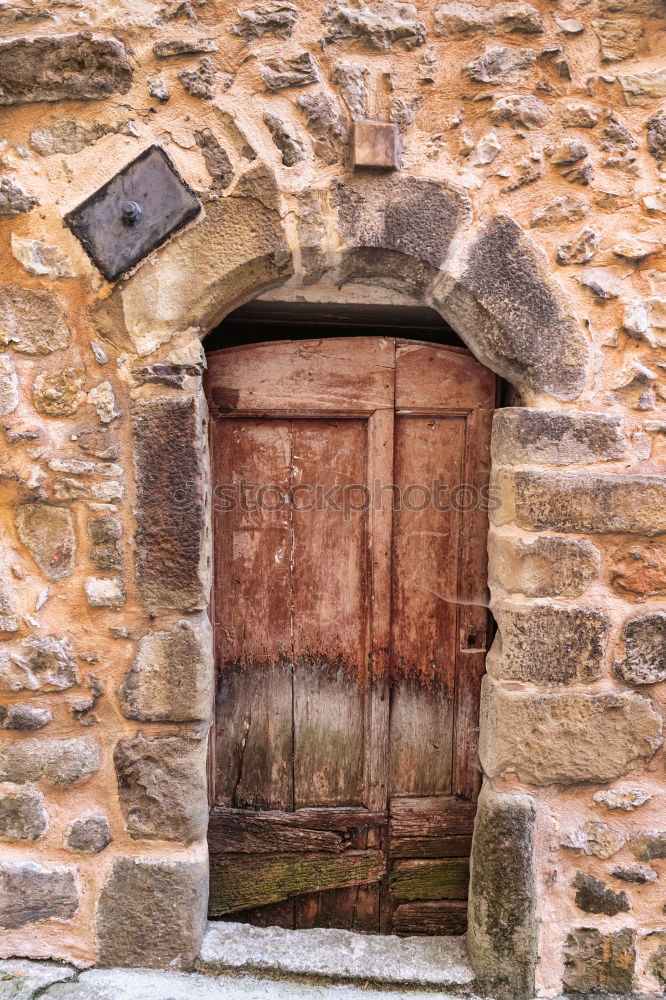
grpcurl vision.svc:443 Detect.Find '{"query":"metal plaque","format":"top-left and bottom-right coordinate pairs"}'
top-left (64, 145), bottom-right (201, 283)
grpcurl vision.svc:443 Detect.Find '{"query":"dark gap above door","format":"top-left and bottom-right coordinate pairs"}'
top-left (203, 301), bottom-right (465, 352)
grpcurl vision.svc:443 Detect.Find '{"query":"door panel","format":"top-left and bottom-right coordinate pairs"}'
top-left (292, 420), bottom-right (368, 808)
top-left (205, 336), bottom-right (495, 934)
top-left (389, 415), bottom-right (464, 797)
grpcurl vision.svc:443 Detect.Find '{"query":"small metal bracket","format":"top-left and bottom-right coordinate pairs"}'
top-left (64, 145), bottom-right (201, 283)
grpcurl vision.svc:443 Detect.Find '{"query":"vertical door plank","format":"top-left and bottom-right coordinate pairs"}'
top-left (389, 415), bottom-right (465, 797)
top-left (364, 407), bottom-right (394, 813)
top-left (213, 419), bottom-right (294, 809)
top-left (292, 419), bottom-right (368, 808)
top-left (453, 406), bottom-right (494, 802)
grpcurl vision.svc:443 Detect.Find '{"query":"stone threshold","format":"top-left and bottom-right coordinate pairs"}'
top-left (196, 921), bottom-right (475, 990)
top-left (0, 959), bottom-right (660, 1000)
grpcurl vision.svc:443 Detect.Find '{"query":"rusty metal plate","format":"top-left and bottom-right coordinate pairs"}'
top-left (352, 120), bottom-right (400, 170)
top-left (64, 145), bottom-right (201, 283)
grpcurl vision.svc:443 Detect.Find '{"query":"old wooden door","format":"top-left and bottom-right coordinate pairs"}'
top-left (205, 337), bottom-right (496, 935)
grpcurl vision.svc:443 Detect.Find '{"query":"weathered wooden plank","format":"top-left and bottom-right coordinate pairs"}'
top-left (364, 407), bottom-right (393, 813)
top-left (212, 418), bottom-right (294, 809)
top-left (217, 899), bottom-right (296, 929)
top-left (389, 415), bottom-right (464, 796)
top-left (390, 858), bottom-right (469, 901)
top-left (292, 419), bottom-right (367, 808)
top-left (392, 900), bottom-right (468, 936)
top-left (390, 835), bottom-right (472, 859)
top-left (206, 338), bottom-right (394, 414)
top-left (453, 407), bottom-right (494, 802)
top-left (389, 796), bottom-right (476, 837)
top-left (295, 826), bottom-right (381, 933)
top-left (395, 341), bottom-right (496, 412)
top-left (208, 809), bottom-right (345, 854)
top-left (208, 806), bottom-right (388, 853)
top-left (209, 851), bottom-right (386, 914)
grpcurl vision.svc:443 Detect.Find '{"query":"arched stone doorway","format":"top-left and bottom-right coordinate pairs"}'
top-left (87, 167), bottom-right (656, 1000)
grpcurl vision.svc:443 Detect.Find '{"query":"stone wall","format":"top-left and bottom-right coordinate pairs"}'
top-left (0, 0), bottom-right (664, 995)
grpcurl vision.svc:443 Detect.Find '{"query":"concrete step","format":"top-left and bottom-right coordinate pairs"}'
top-left (197, 921), bottom-right (475, 990)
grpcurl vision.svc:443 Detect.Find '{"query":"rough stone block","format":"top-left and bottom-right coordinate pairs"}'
top-left (489, 534), bottom-right (600, 598)
top-left (467, 783), bottom-right (537, 999)
top-left (631, 831), bottom-right (666, 861)
top-left (562, 927), bottom-right (636, 994)
top-left (118, 614), bottom-right (213, 723)
top-left (436, 217), bottom-right (588, 400)
top-left (562, 820), bottom-right (626, 859)
top-left (0, 34), bottom-right (132, 105)
top-left (0, 702), bottom-right (52, 730)
top-left (572, 871), bottom-right (629, 915)
top-left (96, 855), bottom-right (208, 968)
top-left (614, 612), bottom-right (666, 685)
top-left (0, 635), bottom-right (78, 692)
top-left (492, 470), bottom-right (666, 535)
top-left (131, 395), bottom-right (210, 612)
top-left (611, 538), bottom-right (666, 598)
top-left (0, 284), bottom-right (70, 355)
top-left (0, 354), bottom-right (18, 415)
top-left (491, 408), bottom-right (626, 465)
top-left (322, 1), bottom-right (427, 50)
top-left (65, 813), bottom-right (112, 854)
top-left (84, 576), bottom-right (126, 609)
top-left (114, 733), bottom-right (208, 844)
top-left (0, 783), bottom-right (48, 841)
top-left (16, 504), bottom-right (76, 581)
top-left (479, 677), bottom-right (662, 784)
top-left (33, 366), bottom-right (85, 417)
top-left (88, 516), bottom-right (123, 571)
top-left (0, 736), bottom-right (99, 786)
top-left (332, 173), bottom-right (471, 287)
top-left (487, 603), bottom-right (609, 684)
top-left (0, 861), bottom-right (78, 928)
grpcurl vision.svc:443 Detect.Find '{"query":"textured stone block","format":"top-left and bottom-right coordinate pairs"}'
top-left (488, 603), bottom-right (609, 684)
top-left (631, 831), bottom-right (666, 861)
top-left (0, 284), bottom-right (70, 355)
top-left (114, 734), bottom-right (208, 844)
top-left (0, 783), bottom-right (48, 841)
top-left (0, 737), bottom-right (99, 786)
top-left (611, 538), bottom-right (666, 598)
top-left (491, 408), bottom-right (626, 465)
top-left (489, 534), bottom-right (600, 597)
top-left (562, 928), bottom-right (636, 994)
top-left (332, 173), bottom-right (471, 283)
top-left (0, 34), bottom-right (132, 105)
top-left (436, 216), bottom-right (589, 400)
top-left (0, 702), bottom-right (51, 730)
top-left (479, 677), bottom-right (662, 784)
top-left (96, 855), bottom-right (208, 968)
top-left (131, 395), bottom-right (210, 611)
top-left (492, 470), bottom-right (666, 535)
top-left (0, 635), bottom-right (78, 692)
top-left (573, 872), bottom-right (629, 915)
top-left (16, 504), bottom-right (76, 581)
top-left (614, 612), bottom-right (666, 685)
top-left (467, 784), bottom-right (537, 999)
top-left (0, 862), bottom-right (78, 928)
top-left (118, 614), bottom-right (213, 722)
top-left (65, 813), bottom-right (112, 854)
